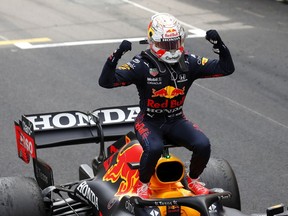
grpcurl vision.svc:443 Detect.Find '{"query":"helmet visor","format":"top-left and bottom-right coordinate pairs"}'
top-left (155, 38), bottom-right (182, 51)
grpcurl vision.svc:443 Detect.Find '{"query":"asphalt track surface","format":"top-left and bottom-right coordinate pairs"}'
top-left (0, 0), bottom-right (287, 214)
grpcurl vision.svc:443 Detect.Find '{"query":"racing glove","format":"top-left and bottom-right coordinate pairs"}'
top-left (108, 40), bottom-right (132, 65)
top-left (206, 29), bottom-right (235, 73)
top-left (205, 30), bottom-right (227, 55)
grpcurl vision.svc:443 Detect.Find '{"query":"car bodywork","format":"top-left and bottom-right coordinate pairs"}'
top-left (9, 105), bottom-right (287, 216)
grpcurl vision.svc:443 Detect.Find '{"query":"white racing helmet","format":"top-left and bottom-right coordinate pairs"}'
top-left (147, 13), bottom-right (186, 64)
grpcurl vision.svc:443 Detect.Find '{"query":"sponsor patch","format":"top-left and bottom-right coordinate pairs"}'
top-left (201, 57), bottom-right (209, 66)
top-left (118, 63), bottom-right (132, 70)
top-left (147, 77), bottom-right (162, 85)
top-left (25, 106), bottom-right (140, 131)
top-left (149, 68), bottom-right (159, 77)
top-left (177, 73), bottom-right (187, 82)
top-left (151, 86), bottom-right (185, 99)
top-left (14, 118), bottom-right (36, 163)
top-left (76, 181), bottom-right (99, 210)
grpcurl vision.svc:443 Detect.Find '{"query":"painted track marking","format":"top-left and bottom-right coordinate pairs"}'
top-left (0, 37), bottom-right (51, 46)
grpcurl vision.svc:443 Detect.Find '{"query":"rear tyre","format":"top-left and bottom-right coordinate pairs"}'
top-left (200, 158), bottom-right (241, 210)
top-left (0, 176), bottom-right (46, 216)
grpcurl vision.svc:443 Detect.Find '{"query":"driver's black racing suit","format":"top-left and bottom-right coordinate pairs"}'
top-left (99, 45), bottom-right (235, 184)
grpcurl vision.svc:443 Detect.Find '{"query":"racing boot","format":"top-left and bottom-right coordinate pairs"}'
top-left (135, 181), bottom-right (151, 199)
top-left (186, 176), bottom-right (209, 195)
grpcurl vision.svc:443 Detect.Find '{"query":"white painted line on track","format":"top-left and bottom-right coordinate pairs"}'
top-left (122, 0), bottom-right (207, 33)
top-left (14, 0), bottom-right (206, 50)
top-left (236, 7), bottom-right (265, 18)
top-left (0, 35), bottom-right (9, 40)
top-left (195, 83), bottom-right (288, 130)
top-left (122, 0), bottom-right (158, 14)
top-left (15, 37), bottom-right (144, 49)
top-left (14, 33), bottom-right (204, 49)
top-left (121, 1), bottom-right (288, 130)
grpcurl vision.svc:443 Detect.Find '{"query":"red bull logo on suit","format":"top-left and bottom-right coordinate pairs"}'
top-left (152, 86), bottom-right (185, 99)
top-left (148, 86), bottom-right (186, 112)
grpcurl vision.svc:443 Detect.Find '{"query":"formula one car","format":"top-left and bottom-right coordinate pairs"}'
top-left (1, 105), bottom-right (286, 216)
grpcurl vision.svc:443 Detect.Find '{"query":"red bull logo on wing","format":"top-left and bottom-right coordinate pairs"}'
top-left (152, 86), bottom-right (185, 99)
top-left (103, 143), bottom-right (142, 196)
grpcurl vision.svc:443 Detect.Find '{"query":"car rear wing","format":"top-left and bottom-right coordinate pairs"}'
top-left (14, 105), bottom-right (140, 164)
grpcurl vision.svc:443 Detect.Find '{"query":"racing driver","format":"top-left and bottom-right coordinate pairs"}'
top-left (99, 13), bottom-right (235, 198)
